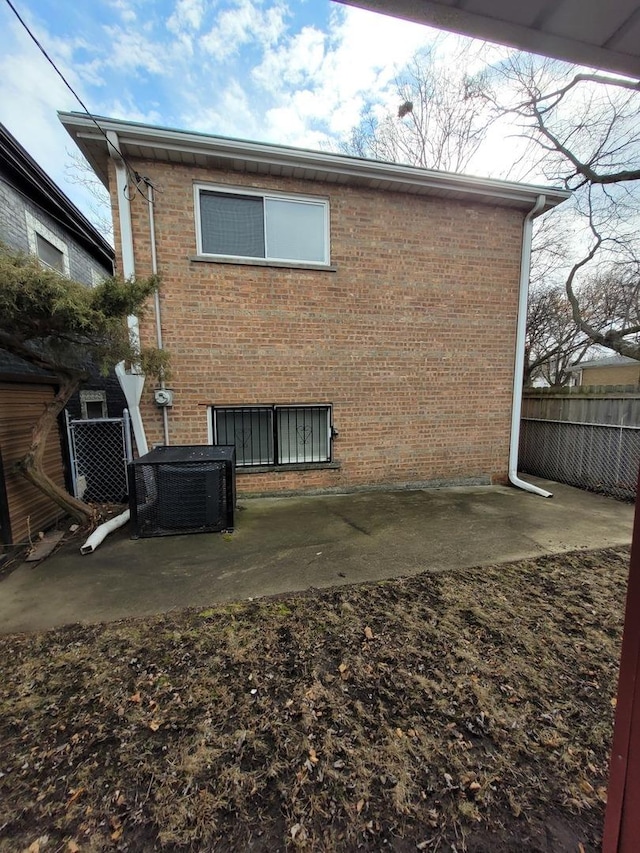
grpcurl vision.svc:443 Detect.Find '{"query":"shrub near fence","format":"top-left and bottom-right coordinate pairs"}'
top-left (519, 385), bottom-right (640, 501)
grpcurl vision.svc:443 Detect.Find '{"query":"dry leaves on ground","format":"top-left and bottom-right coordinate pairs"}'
top-left (0, 547), bottom-right (629, 852)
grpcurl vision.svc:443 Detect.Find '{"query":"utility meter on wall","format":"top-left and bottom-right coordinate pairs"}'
top-left (154, 389), bottom-right (174, 407)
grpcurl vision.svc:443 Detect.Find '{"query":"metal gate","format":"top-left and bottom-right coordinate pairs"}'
top-left (66, 410), bottom-right (132, 504)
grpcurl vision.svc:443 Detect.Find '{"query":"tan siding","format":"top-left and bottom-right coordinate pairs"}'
top-left (0, 384), bottom-right (66, 545)
top-left (581, 365), bottom-right (640, 386)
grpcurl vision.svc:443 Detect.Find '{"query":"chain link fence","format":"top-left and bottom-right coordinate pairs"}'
top-left (519, 418), bottom-right (639, 501)
top-left (66, 413), bottom-right (132, 504)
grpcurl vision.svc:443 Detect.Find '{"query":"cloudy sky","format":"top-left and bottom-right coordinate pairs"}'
top-left (0, 0), bottom-right (515, 225)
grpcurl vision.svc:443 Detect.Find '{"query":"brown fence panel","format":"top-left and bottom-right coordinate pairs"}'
top-left (522, 386), bottom-right (640, 426)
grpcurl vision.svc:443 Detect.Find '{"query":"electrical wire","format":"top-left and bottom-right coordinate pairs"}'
top-left (4, 0), bottom-right (147, 198)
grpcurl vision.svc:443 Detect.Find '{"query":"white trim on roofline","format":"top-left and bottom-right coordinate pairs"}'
top-left (567, 355), bottom-right (637, 371)
top-left (58, 112), bottom-right (571, 213)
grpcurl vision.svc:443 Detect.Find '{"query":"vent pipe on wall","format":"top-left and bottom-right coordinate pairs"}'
top-left (146, 181), bottom-right (170, 445)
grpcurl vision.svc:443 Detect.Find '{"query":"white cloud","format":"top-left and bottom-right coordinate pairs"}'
top-left (0, 10), bottom-right (107, 228)
top-left (107, 0), bottom-right (137, 24)
top-left (99, 98), bottom-right (163, 127)
top-left (167, 0), bottom-right (205, 34)
top-left (75, 58), bottom-right (107, 88)
top-left (252, 5), bottom-right (436, 144)
top-left (252, 25), bottom-right (326, 90)
top-left (105, 26), bottom-right (168, 75)
top-left (182, 78), bottom-right (260, 139)
top-left (201, 0), bottom-right (287, 61)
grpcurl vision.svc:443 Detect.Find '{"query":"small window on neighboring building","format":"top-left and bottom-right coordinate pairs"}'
top-left (196, 185), bottom-right (329, 265)
top-left (80, 390), bottom-right (108, 419)
top-left (91, 267), bottom-right (108, 287)
top-left (212, 405), bottom-right (332, 467)
top-left (35, 233), bottom-right (65, 272)
top-left (25, 211), bottom-right (70, 275)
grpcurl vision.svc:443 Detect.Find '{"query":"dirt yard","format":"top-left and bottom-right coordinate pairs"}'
top-left (0, 547), bottom-right (629, 852)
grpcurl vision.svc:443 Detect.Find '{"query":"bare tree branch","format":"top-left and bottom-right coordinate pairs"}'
top-left (530, 102), bottom-right (640, 184)
top-left (341, 42), bottom-right (492, 173)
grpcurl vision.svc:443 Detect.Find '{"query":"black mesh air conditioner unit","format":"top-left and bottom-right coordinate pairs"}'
top-left (128, 445), bottom-right (236, 538)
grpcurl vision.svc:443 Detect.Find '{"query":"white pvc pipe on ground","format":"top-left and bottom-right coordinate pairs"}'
top-left (81, 509), bottom-right (130, 555)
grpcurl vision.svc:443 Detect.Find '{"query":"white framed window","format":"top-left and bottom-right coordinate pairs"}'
top-left (194, 184), bottom-right (330, 265)
top-left (25, 211), bottom-right (70, 275)
top-left (80, 390), bottom-right (108, 419)
top-left (211, 404), bottom-right (332, 467)
top-left (91, 267), bottom-right (108, 287)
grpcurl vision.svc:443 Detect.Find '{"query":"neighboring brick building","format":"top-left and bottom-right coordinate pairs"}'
top-left (0, 122), bottom-right (114, 547)
top-left (61, 113), bottom-right (569, 496)
top-left (568, 355), bottom-right (640, 387)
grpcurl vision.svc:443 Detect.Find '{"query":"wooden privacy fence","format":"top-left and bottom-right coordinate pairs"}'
top-left (519, 386), bottom-right (640, 501)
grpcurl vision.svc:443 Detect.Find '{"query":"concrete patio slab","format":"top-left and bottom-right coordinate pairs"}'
top-left (0, 477), bottom-right (633, 634)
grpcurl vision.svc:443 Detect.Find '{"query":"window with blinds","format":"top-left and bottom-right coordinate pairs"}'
top-left (196, 185), bottom-right (329, 264)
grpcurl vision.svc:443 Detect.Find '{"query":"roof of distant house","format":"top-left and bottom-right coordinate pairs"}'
top-left (568, 355), bottom-right (638, 372)
top-left (59, 112), bottom-right (571, 215)
top-left (0, 122), bottom-right (114, 271)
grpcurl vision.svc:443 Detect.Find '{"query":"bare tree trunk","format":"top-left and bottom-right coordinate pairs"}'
top-left (15, 375), bottom-right (96, 526)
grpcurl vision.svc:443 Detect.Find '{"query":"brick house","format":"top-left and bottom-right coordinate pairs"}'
top-left (568, 355), bottom-right (640, 387)
top-left (60, 113), bottom-right (569, 497)
top-left (0, 122), bottom-right (114, 547)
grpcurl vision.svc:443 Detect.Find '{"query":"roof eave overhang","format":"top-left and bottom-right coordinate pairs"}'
top-left (335, 0), bottom-right (640, 79)
top-left (59, 112), bottom-right (570, 213)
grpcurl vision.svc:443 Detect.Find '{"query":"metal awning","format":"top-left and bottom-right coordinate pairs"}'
top-left (337, 0), bottom-right (640, 78)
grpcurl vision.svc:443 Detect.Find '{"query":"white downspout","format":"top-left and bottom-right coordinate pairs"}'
top-left (115, 361), bottom-right (148, 456)
top-left (108, 130), bottom-right (148, 457)
top-left (509, 194), bottom-right (553, 498)
top-left (107, 130), bottom-right (140, 351)
top-left (147, 182), bottom-right (170, 445)
top-left (82, 134), bottom-right (148, 554)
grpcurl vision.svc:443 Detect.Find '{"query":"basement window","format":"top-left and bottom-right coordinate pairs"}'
top-left (195, 185), bottom-right (329, 265)
top-left (212, 405), bottom-right (332, 467)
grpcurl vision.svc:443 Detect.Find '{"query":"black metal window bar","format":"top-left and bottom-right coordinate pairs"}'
top-left (214, 405), bottom-right (332, 467)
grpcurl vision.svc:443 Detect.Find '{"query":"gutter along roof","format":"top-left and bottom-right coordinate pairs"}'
top-left (59, 112), bottom-right (570, 214)
top-left (568, 355), bottom-right (638, 371)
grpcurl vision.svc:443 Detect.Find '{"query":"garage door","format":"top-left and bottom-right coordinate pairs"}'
top-left (0, 383), bottom-right (66, 546)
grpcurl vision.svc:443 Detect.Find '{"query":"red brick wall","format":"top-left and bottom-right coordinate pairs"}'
top-left (113, 160), bottom-right (524, 495)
